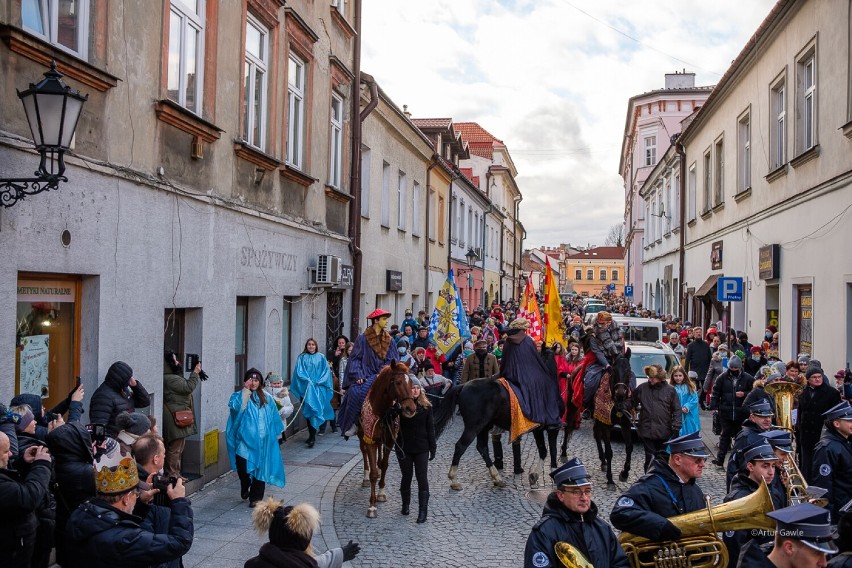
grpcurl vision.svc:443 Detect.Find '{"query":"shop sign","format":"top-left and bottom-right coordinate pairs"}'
top-left (386, 270), bottom-right (403, 292)
top-left (340, 264), bottom-right (354, 289)
top-left (759, 245), bottom-right (780, 280)
top-left (710, 241), bottom-right (723, 270)
top-left (766, 309), bottom-right (779, 329)
top-left (17, 280), bottom-right (76, 303)
top-left (239, 247), bottom-right (298, 272)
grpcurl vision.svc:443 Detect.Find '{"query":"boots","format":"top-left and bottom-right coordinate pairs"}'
top-left (306, 424), bottom-right (316, 448)
top-left (512, 441), bottom-right (524, 475)
top-left (491, 436), bottom-right (504, 470)
top-left (400, 488), bottom-right (411, 515)
top-left (416, 491), bottom-right (429, 523)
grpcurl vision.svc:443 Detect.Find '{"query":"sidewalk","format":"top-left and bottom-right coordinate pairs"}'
top-left (182, 427), bottom-right (362, 567)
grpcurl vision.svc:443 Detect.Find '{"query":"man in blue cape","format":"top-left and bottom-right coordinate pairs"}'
top-left (338, 309), bottom-right (400, 438)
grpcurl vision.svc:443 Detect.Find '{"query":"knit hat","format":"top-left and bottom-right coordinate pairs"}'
top-left (253, 499), bottom-right (319, 551)
top-left (106, 361), bottom-right (134, 388)
top-left (115, 411), bottom-right (151, 436)
top-left (717, 343), bottom-right (729, 353)
top-left (244, 368), bottom-right (264, 386)
top-left (805, 366), bottom-right (824, 379)
top-left (750, 345), bottom-right (763, 354)
top-left (728, 355), bottom-right (742, 369)
top-left (409, 376), bottom-right (423, 389)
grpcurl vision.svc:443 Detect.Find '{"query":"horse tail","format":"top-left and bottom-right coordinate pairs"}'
top-left (433, 384), bottom-right (462, 439)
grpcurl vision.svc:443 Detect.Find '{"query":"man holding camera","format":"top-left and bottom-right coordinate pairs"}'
top-left (163, 352), bottom-right (203, 478)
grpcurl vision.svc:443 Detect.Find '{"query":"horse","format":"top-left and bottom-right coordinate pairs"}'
top-left (356, 361), bottom-right (418, 518)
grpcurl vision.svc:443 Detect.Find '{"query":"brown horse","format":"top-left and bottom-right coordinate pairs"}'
top-left (357, 361), bottom-right (417, 518)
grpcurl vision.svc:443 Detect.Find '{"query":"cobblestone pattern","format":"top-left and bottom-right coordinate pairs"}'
top-left (333, 411), bottom-right (728, 567)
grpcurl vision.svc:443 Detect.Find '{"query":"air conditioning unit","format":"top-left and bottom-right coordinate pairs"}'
top-left (315, 254), bottom-right (342, 285)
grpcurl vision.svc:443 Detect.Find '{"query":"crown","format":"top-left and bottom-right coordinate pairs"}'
top-left (94, 453), bottom-right (139, 495)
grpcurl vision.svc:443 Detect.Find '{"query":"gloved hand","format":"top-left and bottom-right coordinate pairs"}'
top-left (659, 520), bottom-right (682, 541)
top-left (429, 449), bottom-right (436, 461)
top-left (342, 540), bottom-right (361, 561)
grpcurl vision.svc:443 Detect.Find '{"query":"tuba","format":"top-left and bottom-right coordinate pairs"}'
top-left (555, 542), bottom-right (594, 568)
top-left (779, 452), bottom-right (811, 505)
top-left (764, 380), bottom-right (802, 433)
top-left (618, 481), bottom-right (776, 568)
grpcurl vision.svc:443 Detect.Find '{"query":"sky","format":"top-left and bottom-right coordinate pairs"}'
top-left (360, 0), bottom-right (778, 249)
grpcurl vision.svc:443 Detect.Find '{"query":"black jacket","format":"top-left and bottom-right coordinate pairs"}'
top-left (724, 474), bottom-right (784, 568)
top-left (0, 461), bottom-right (52, 568)
top-left (710, 369), bottom-right (755, 421)
top-left (797, 381), bottom-right (841, 437)
top-left (89, 376), bottom-right (151, 437)
top-left (46, 422), bottom-right (96, 516)
top-left (245, 542), bottom-right (319, 568)
top-left (812, 427), bottom-right (852, 519)
top-left (396, 403), bottom-right (436, 457)
top-left (610, 458), bottom-right (706, 541)
top-left (524, 496), bottom-right (629, 568)
top-left (725, 419), bottom-right (769, 488)
top-left (685, 339), bottom-right (712, 381)
top-left (743, 355), bottom-right (766, 377)
top-left (741, 387), bottom-right (775, 419)
top-left (829, 553), bottom-right (852, 567)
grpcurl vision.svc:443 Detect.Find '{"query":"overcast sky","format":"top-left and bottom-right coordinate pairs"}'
top-left (360, 0), bottom-right (777, 248)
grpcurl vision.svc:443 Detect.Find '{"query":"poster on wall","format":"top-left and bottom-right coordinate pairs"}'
top-left (798, 288), bottom-right (813, 357)
top-left (19, 335), bottom-right (50, 398)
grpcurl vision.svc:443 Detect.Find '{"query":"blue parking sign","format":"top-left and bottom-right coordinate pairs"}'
top-left (717, 277), bottom-right (744, 302)
top-left (624, 285), bottom-right (634, 297)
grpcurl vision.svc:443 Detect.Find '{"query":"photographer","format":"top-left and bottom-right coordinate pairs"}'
top-left (134, 433), bottom-right (171, 508)
top-left (162, 352), bottom-right (202, 478)
top-left (12, 387), bottom-right (84, 440)
top-left (89, 361), bottom-right (151, 438)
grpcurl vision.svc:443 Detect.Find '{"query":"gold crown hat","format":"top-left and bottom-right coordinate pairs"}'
top-left (508, 317), bottom-right (530, 331)
top-left (94, 448), bottom-right (140, 495)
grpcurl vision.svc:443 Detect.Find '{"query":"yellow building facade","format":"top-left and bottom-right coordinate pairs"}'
top-left (565, 247), bottom-right (625, 297)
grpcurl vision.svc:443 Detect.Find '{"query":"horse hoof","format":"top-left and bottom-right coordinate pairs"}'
top-left (450, 482), bottom-right (462, 491)
top-left (559, 455), bottom-right (567, 464)
top-left (376, 494), bottom-right (387, 503)
top-left (600, 462), bottom-right (607, 472)
top-left (361, 480), bottom-right (370, 488)
top-left (619, 471), bottom-right (629, 482)
top-left (607, 479), bottom-right (615, 486)
top-left (494, 478), bottom-right (507, 488)
top-left (529, 473), bottom-right (539, 486)
top-left (366, 507), bottom-right (377, 518)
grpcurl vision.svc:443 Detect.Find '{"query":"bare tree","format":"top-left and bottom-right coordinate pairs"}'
top-left (605, 223), bottom-right (625, 247)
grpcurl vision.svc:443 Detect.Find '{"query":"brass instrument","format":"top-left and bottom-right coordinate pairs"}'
top-left (764, 380), bottom-right (802, 433)
top-left (618, 481), bottom-right (776, 568)
top-left (779, 452), bottom-right (810, 505)
top-left (555, 542), bottom-right (594, 568)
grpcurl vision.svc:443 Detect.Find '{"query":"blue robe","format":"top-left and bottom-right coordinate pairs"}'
top-left (291, 352), bottom-right (335, 430)
top-left (226, 391), bottom-right (286, 488)
top-left (674, 383), bottom-right (700, 436)
top-left (337, 329), bottom-right (400, 433)
top-left (501, 335), bottom-right (563, 427)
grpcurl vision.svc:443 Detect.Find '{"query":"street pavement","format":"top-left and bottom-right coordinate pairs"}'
top-left (182, 409), bottom-right (727, 567)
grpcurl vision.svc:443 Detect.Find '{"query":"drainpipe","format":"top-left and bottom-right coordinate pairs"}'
top-left (676, 138), bottom-right (687, 319)
top-left (425, 156), bottom-right (439, 311)
top-left (514, 196), bottom-right (522, 301)
top-left (481, 201), bottom-right (492, 310)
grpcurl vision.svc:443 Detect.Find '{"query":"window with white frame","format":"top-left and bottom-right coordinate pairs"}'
top-left (664, 178), bottom-right (672, 234)
top-left (329, 93), bottom-right (343, 188)
top-left (397, 171), bottom-right (407, 231)
top-left (673, 173), bottom-right (680, 227)
top-left (450, 196), bottom-right (458, 241)
top-left (22, 0), bottom-right (90, 60)
top-left (381, 162), bottom-right (390, 227)
top-left (797, 48), bottom-right (817, 153)
top-left (243, 15), bottom-right (268, 149)
top-left (458, 200), bottom-right (465, 246)
top-left (714, 137), bottom-right (724, 206)
top-left (770, 78), bottom-right (786, 169)
top-left (575, 269), bottom-right (582, 281)
top-left (468, 207), bottom-right (473, 247)
top-left (612, 269), bottom-right (619, 281)
top-left (702, 149), bottom-right (712, 213)
top-left (286, 54), bottom-right (306, 167)
top-left (586, 269), bottom-right (594, 281)
top-left (428, 189), bottom-right (436, 239)
top-left (412, 181), bottom-right (422, 236)
top-left (167, 0), bottom-right (204, 113)
top-left (599, 269), bottom-right (607, 281)
top-left (737, 111), bottom-right (751, 192)
top-left (644, 135), bottom-right (657, 166)
top-left (360, 146), bottom-right (371, 217)
top-left (688, 163), bottom-right (697, 221)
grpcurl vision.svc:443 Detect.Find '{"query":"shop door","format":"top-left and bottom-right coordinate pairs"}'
top-left (16, 275), bottom-right (81, 411)
top-left (326, 291), bottom-right (344, 353)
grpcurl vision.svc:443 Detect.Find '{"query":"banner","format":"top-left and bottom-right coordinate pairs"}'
top-left (517, 274), bottom-right (543, 342)
top-left (429, 270), bottom-right (471, 355)
top-left (543, 258), bottom-right (565, 345)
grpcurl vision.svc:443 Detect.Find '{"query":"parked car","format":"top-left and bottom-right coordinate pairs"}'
top-left (626, 340), bottom-right (680, 388)
top-left (612, 316), bottom-right (663, 343)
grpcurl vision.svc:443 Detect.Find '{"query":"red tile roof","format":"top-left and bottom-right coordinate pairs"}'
top-left (454, 122), bottom-right (506, 160)
top-left (565, 246), bottom-right (625, 260)
top-left (411, 118), bottom-right (453, 129)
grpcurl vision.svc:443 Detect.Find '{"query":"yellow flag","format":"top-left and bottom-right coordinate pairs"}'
top-left (543, 257), bottom-right (565, 345)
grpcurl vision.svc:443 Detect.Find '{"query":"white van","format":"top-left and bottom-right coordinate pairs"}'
top-left (612, 316), bottom-right (664, 343)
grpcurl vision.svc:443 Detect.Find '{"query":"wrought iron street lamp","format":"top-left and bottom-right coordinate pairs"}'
top-left (457, 248), bottom-right (479, 274)
top-left (1, 61), bottom-right (88, 208)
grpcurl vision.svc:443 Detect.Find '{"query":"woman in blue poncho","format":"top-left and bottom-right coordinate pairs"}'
top-left (227, 368), bottom-right (285, 507)
top-left (670, 365), bottom-right (700, 436)
top-left (291, 338), bottom-right (335, 448)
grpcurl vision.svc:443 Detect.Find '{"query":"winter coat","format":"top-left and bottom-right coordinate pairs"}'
top-left (725, 419), bottom-right (770, 489)
top-left (13, 432), bottom-right (57, 549)
top-left (65, 497), bottom-right (194, 568)
top-left (460, 351), bottom-right (500, 384)
top-left (0, 461), bottom-right (52, 568)
top-left (162, 364), bottom-right (200, 442)
top-left (524, 496), bottom-right (629, 568)
top-left (829, 553), bottom-right (852, 567)
top-left (631, 380), bottom-right (681, 442)
top-left (797, 381), bottom-right (841, 437)
top-left (674, 383), bottom-right (699, 436)
top-left (710, 369), bottom-right (755, 422)
top-left (89, 375), bottom-right (151, 438)
top-left (701, 352), bottom-right (726, 398)
top-left (610, 458), bottom-right (707, 541)
top-left (812, 427), bottom-right (852, 519)
top-left (743, 355), bottom-right (766, 377)
top-left (245, 542), bottom-right (319, 568)
top-left (741, 385), bottom-right (775, 419)
top-left (46, 422), bottom-right (96, 520)
top-left (396, 402), bottom-right (436, 457)
top-left (685, 339), bottom-right (712, 382)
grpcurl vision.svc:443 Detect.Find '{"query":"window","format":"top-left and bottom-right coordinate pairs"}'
top-left (770, 78), bottom-right (786, 169)
top-left (332, 0), bottom-right (345, 16)
top-left (328, 94), bottom-right (343, 188)
top-left (612, 269), bottom-right (619, 281)
top-left (243, 15), bottom-right (268, 149)
top-left (428, 189), bottom-right (436, 239)
top-left (360, 146), bottom-right (370, 217)
top-left (672, 173), bottom-right (680, 227)
top-left (687, 164), bottom-right (697, 221)
top-left (702, 149), bottom-right (711, 213)
top-left (412, 181), bottom-right (422, 236)
top-left (235, 297), bottom-right (248, 387)
top-left (468, 207), bottom-right (473, 247)
top-left (451, 196), bottom-right (458, 241)
top-left (575, 269), bottom-right (582, 281)
top-left (22, 0), bottom-right (90, 60)
top-left (381, 162), bottom-right (390, 227)
top-left (600, 269), bottom-right (607, 281)
top-left (397, 172), bottom-right (407, 231)
top-left (586, 269), bottom-right (594, 281)
top-left (438, 195), bottom-right (446, 242)
top-left (797, 49), bottom-right (817, 153)
top-left (737, 111), bottom-right (751, 192)
top-left (664, 179), bottom-right (672, 234)
top-left (167, 0), bottom-right (204, 113)
top-left (714, 137), bottom-right (724, 206)
top-left (644, 135), bottom-right (657, 166)
top-left (458, 200), bottom-right (465, 246)
top-left (286, 54), bottom-right (306, 167)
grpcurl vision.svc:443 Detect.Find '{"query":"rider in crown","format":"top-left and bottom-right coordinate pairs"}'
top-left (582, 311), bottom-right (625, 418)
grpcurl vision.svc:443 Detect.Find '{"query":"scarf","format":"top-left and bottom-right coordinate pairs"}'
top-left (365, 325), bottom-right (392, 359)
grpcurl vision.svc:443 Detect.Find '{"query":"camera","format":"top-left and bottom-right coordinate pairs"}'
top-left (152, 473), bottom-right (178, 493)
top-left (86, 423), bottom-right (107, 444)
top-left (185, 353), bottom-right (208, 381)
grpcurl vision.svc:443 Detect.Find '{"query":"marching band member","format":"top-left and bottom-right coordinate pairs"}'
top-left (524, 458), bottom-right (628, 568)
top-left (760, 429), bottom-right (796, 506)
top-left (610, 431), bottom-right (708, 542)
top-left (726, 400), bottom-right (775, 489)
top-left (737, 502), bottom-right (837, 567)
top-left (811, 400), bottom-right (852, 519)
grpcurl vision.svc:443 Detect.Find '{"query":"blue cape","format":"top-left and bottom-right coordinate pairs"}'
top-left (226, 391), bottom-right (286, 488)
top-left (291, 352), bottom-right (335, 429)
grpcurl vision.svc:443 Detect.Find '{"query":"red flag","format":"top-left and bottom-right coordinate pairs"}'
top-left (517, 273), bottom-right (543, 342)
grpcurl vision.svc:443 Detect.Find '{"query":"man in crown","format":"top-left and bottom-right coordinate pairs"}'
top-left (338, 309), bottom-right (400, 438)
top-left (65, 448), bottom-right (194, 567)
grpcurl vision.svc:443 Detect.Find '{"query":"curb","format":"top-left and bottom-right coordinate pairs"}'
top-left (319, 448), bottom-right (364, 556)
